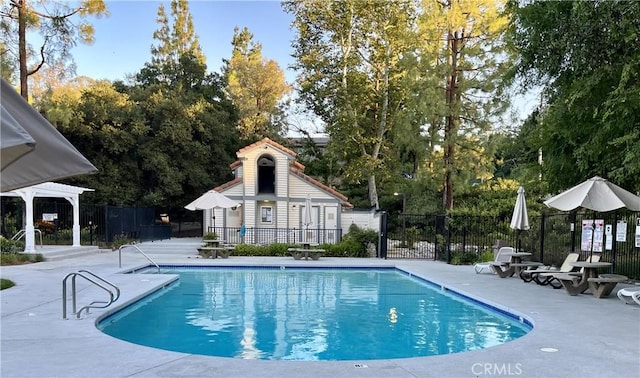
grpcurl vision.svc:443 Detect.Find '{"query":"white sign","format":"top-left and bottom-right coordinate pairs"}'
top-left (581, 219), bottom-right (604, 252)
top-left (616, 221), bottom-right (627, 242)
top-left (42, 213), bottom-right (58, 221)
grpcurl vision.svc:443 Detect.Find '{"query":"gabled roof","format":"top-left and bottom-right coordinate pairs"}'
top-left (214, 177), bottom-right (242, 192)
top-left (290, 168), bottom-right (353, 208)
top-left (1, 181), bottom-right (94, 198)
top-left (237, 137), bottom-right (297, 158)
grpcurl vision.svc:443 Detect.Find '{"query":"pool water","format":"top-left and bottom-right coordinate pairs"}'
top-left (98, 267), bottom-right (530, 360)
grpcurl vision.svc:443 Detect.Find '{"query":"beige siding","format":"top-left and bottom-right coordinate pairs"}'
top-left (275, 155), bottom-right (289, 197)
top-left (221, 184), bottom-right (244, 197)
top-left (341, 210), bottom-right (380, 234)
top-left (288, 176), bottom-right (333, 200)
top-left (243, 201), bottom-right (256, 228)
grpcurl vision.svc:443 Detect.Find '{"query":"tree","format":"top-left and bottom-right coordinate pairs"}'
top-left (284, 0), bottom-right (418, 209)
top-left (223, 26), bottom-right (291, 141)
top-left (509, 0), bottom-right (640, 192)
top-left (150, 0), bottom-right (204, 72)
top-left (0, 0), bottom-right (108, 98)
top-left (414, 0), bottom-right (512, 210)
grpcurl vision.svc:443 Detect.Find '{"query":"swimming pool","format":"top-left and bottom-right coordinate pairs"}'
top-left (98, 266), bottom-right (531, 361)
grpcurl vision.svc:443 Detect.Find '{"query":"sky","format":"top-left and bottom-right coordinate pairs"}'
top-left (71, 1), bottom-right (296, 82)
top-left (68, 0), bottom-right (537, 128)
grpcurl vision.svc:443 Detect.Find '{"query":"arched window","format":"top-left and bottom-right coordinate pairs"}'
top-left (257, 155), bottom-right (275, 194)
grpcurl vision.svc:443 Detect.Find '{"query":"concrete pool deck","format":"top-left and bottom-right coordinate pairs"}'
top-left (1, 238), bottom-right (639, 378)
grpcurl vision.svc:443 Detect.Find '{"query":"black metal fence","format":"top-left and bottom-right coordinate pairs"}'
top-left (0, 198), bottom-right (171, 245)
top-left (383, 211), bottom-right (640, 279)
top-left (207, 226), bottom-right (343, 246)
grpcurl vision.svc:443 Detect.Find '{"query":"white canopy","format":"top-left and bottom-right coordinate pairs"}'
top-left (1, 182), bottom-right (94, 252)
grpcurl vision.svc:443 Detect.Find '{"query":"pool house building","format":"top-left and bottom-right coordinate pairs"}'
top-left (201, 138), bottom-right (378, 245)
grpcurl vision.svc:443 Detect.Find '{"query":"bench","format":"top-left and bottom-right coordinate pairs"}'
top-left (288, 248), bottom-right (325, 260)
top-left (587, 274), bottom-right (628, 298)
top-left (510, 262), bottom-right (543, 278)
top-left (552, 273), bottom-right (587, 296)
top-left (489, 262), bottom-right (514, 278)
top-left (198, 246), bottom-right (235, 259)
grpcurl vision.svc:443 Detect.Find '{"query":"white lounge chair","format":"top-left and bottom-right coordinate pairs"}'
top-left (475, 247), bottom-right (514, 274)
top-left (617, 287), bottom-right (640, 306)
top-left (519, 253), bottom-right (579, 287)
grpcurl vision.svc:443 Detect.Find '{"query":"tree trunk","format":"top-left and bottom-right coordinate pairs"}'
top-left (443, 30), bottom-right (459, 211)
top-left (18, 0), bottom-right (29, 99)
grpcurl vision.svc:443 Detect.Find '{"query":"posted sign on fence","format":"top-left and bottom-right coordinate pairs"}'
top-left (581, 219), bottom-right (604, 252)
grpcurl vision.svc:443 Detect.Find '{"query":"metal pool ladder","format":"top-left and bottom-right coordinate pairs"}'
top-left (118, 244), bottom-right (160, 273)
top-left (62, 270), bottom-right (120, 319)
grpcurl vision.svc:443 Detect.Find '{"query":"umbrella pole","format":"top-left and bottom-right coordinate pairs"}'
top-left (589, 212), bottom-right (596, 261)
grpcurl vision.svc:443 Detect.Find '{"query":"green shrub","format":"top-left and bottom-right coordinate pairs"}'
top-left (478, 249), bottom-right (494, 262)
top-left (234, 244), bottom-right (272, 256)
top-left (344, 224), bottom-right (378, 249)
top-left (0, 253), bottom-right (44, 265)
top-left (1, 278), bottom-right (15, 290)
top-left (1, 238), bottom-right (24, 254)
top-left (203, 232), bottom-right (218, 240)
top-left (267, 243), bottom-right (290, 256)
top-left (450, 251), bottom-right (479, 265)
top-left (111, 236), bottom-right (135, 250)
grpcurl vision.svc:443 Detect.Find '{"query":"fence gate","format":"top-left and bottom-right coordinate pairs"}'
top-left (383, 213), bottom-right (442, 260)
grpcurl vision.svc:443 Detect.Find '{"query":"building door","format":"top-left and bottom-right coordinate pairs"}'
top-left (324, 206), bottom-right (338, 244)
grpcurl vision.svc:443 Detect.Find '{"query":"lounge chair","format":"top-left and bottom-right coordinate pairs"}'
top-left (544, 254), bottom-right (601, 289)
top-left (519, 253), bottom-right (580, 285)
top-left (617, 287), bottom-right (640, 305)
top-left (474, 247), bottom-right (514, 274)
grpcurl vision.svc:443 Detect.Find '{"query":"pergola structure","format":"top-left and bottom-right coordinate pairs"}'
top-left (1, 182), bottom-right (93, 253)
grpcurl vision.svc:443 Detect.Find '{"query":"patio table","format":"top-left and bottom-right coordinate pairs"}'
top-left (554, 262), bottom-right (613, 296)
top-left (491, 252), bottom-right (532, 278)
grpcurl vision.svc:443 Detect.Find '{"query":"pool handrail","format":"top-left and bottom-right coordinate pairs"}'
top-left (62, 270), bottom-right (119, 319)
top-left (118, 244), bottom-right (160, 273)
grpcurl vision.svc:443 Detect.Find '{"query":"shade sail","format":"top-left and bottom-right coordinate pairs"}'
top-left (1, 78), bottom-right (97, 192)
top-left (543, 176), bottom-right (640, 212)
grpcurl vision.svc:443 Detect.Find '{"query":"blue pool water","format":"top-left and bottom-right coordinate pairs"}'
top-left (98, 267), bottom-right (531, 361)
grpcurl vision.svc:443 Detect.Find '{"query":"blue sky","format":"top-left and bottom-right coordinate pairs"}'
top-left (69, 1), bottom-right (536, 126)
top-left (71, 1), bottom-right (296, 82)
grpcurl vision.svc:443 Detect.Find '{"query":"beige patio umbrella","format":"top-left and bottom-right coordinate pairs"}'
top-left (184, 190), bottom-right (240, 231)
top-left (544, 176), bottom-right (640, 259)
top-left (510, 186), bottom-right (530, 251)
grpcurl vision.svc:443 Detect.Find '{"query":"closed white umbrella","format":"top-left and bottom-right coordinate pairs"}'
top-left (544, 176), bottom-right (640, 259)
top-left (184, 190), bottom-right (239, 231)
top-left (303, 195), bottom-right (313, 229)
top-left (302, 195), bottom-right (313, 243)
top-left (1, 78), bottom-right (97, 192)
top-left (510, 186), bottom-right (530, 251)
